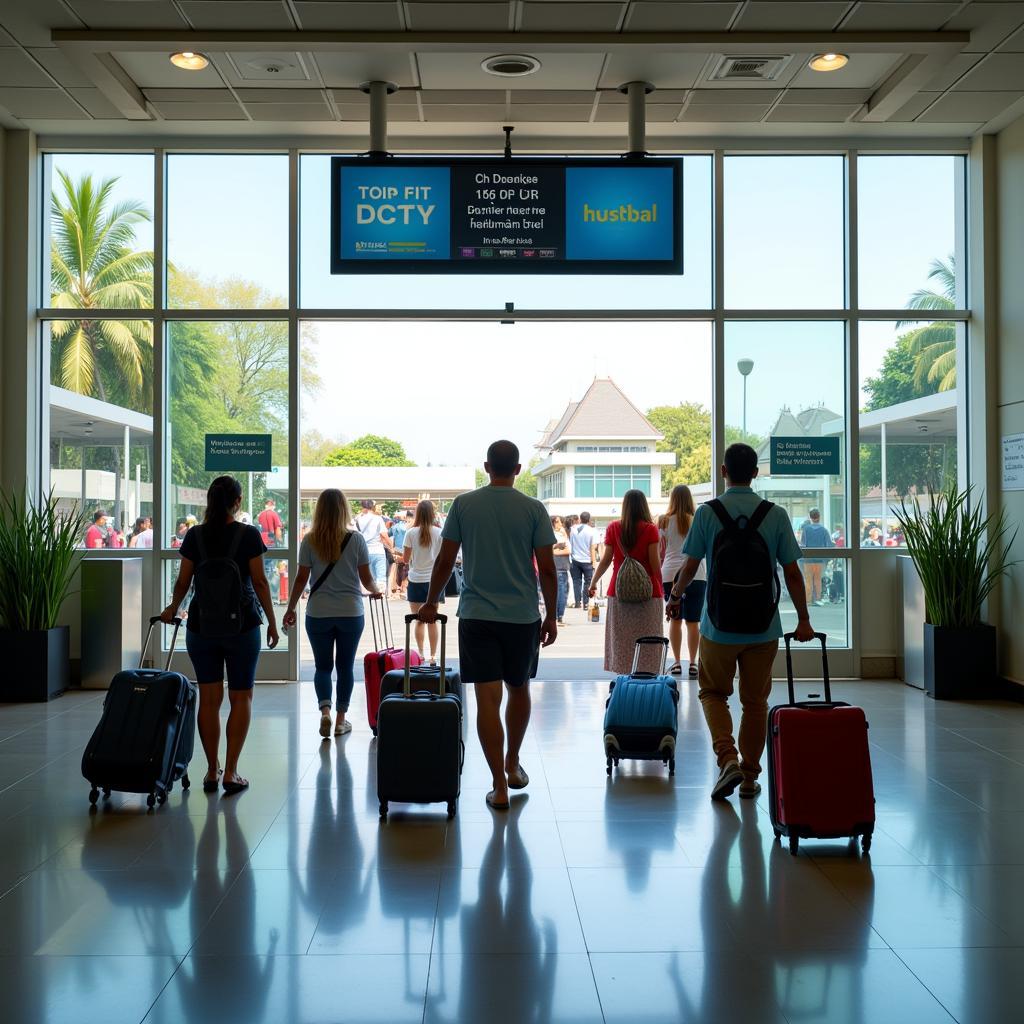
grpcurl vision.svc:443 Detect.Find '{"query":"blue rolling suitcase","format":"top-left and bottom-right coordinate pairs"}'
top-left (603, 636), bottom-right (679, 776)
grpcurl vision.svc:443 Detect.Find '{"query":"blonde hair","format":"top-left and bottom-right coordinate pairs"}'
top-left (308, 489), bottom-right (351, 562)
top-left (659, 484), bottom-right (695, 540)
top-left (413, 499), bottom-right (435, 548)
top-left (620, 489), bottom-right (654, 549)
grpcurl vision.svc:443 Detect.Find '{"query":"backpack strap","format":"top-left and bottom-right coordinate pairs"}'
top-left (748, 500), bottom-right (775, 532)
top-left (309, 532), bottom-right (353, 596)
top-left (193, 525), bottom-right (207, 563)
top-left (707, 499), bottom-right (737, 532)
top-left (226, 522), bottom-right (246, 560)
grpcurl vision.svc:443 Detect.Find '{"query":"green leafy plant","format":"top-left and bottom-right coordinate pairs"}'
top-left (893, 486), bottom-right (1018, 628)
top-left (0, 490), bottom-right (86, 631)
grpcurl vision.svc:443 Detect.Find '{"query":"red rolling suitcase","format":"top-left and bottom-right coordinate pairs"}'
top-left (364, 597), bottom-right (420, 736)
top-left (768, 632), bottom-right (875, 856)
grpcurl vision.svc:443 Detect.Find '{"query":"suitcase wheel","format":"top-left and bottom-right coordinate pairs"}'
top-left (668, 758), bottom-right (675, 777)
top-left (773, 829), bottom-right (781, 842)
top-left (88, 787), bottom-right (99, 806)
top-left (147, 793), bottom-right (157, 809)
top-left (102, 788), bottom-right (111, 800)
top-left (371, 726), bottom-right (378, 737)
top-left (788, 835), bottom-right (799, 856)
top-left (861, 834), bottom-right (872, 854)
top-left (181, 773), bottom-right (190, 791)
top-left (606, 757), bottom-right (612, 777)
top-left (379, 801), bottom-right (388, 821)
top-left (446, 801), bottom-right (456, 820)
top-left (158, 791), bottom-right (167, 807)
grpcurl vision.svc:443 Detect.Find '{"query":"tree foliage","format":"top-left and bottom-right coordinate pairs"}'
top-left (901, 255), bottom-right (956, 392)
top-left (301, 429), bottom-right (345, 467)
top-left (326, 434), bottom-right (414, 468)
top-left (647, 403), bottom-right (712, 493)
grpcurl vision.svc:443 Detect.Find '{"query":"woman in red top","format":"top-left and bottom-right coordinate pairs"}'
top-left (589, 489), bottom-right (665, 675)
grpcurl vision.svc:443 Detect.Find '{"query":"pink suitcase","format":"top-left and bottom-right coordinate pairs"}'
top-left (364, 598), bottom-right (420, 735)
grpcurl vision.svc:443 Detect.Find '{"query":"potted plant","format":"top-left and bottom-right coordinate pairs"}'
top-left (893, 486), bottom-right (1018, 700)
top-left (0, 490), bottom-right (86, 702)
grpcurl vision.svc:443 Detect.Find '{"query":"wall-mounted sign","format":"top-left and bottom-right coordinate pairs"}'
top-left (770, 436), bottom-right (841, 476)
top-left (1002, 433), bottom-right (1024, 491)
top-left (205, 434), bottom-right (273, 472)
top-left (330, 156), bottom-right (683, 275)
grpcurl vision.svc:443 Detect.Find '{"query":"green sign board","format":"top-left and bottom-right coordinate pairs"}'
top-left (770, 436), bottom-right (841, 476)
top-left (204, 434), bottom-right (273, 472)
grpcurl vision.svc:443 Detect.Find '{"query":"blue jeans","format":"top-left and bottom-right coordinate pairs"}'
top-left (555, 569), bottom-right (569, 619)
top-left (368, 552), bottom-right (387, 590)
top-left (305, 614), bottom-right (364, 711)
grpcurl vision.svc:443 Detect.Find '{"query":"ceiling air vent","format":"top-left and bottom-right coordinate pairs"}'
top-left (710, 55), bottom-right (792, 82)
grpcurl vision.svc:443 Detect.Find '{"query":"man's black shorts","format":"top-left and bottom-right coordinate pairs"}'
top-left (458, 618), bottom-right (541, 686)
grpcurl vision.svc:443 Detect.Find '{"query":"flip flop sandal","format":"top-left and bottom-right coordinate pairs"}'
top-left (202, 769), bottom-right (223, 793)
top-left (507, 766), bottom-right (529, 790)
top-left (222, 778), bottom-right (250, 796)
top-left (485, 790), bottom-right (510, 811)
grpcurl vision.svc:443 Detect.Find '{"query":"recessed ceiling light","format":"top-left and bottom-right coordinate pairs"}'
top-left (481, 54), bottom-right (542, 78)
top-left (170, 51), bottom-right (209, 71)
top-left (809, 52), bottom-right (849, 72)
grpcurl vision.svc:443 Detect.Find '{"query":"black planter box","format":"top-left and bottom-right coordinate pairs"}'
top-left (0, 626), bottom-right (70, 702)
top-left (923, 622), bottom-right (997, 700)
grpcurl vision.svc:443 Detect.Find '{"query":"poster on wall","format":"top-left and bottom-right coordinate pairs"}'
top-left (204, 434), bottom-right (273, 472)
top-left (1002, 433), bottom-right (1024, 491)
top-left (770, 437), bottom-right (842, 476)
top-left (330, 156), bottom-right (683, 275)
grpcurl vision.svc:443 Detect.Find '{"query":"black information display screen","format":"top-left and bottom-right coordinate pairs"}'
top-left (331, 156), bottom-right (683, 275)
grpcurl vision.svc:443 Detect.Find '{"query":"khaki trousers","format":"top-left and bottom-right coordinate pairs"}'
top-left (697, 636), bottom-right (777, 779)
top-left (803, 562), bottom-right (824, 602)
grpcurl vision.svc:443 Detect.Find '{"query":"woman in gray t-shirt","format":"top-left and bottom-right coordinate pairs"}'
top-left (282, 489), bottom-right (383, 738)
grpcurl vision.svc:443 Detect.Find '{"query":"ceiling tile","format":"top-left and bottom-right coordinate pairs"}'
top-left (335, 100), bottom-right (420, 121)
top-left (421, 104), bottom-right (507, 121)
top-left (225, 51), bottom-right (311, 82)
top-left (246, 103), bottom-right (334, 120)
top-left (294, 2), bottom-right (404, 30)
top-left (688, 88), bottom-right (780, 106)
top-left (152, 101), bottom-right (248, 120)
top-left (886, 92), bottom-right (938, 122)
top-left (65, 1), bottom-right (188, 30)
top-left (0, 87), bottom-right (89, 118)
top-left (679, 103), bottom-right (772, 122)
top-left (766, 103), bottom-right (860, 122)
top-left (735, 2), bottom-right (849, 32)
top-left (406, 3), bottom-right (510, 30)
top-left (942, 2), bottom-right (1024, 53)
top-left (1000, 25), bottom-right (1024, 52)
top-left (600, 87), bottom-right (688, 103)
top-left (624, 2), bottom-right (739, 31)
top-left (144, 88), bottom-right (238, 102)
top-left (0, 2), bottom-right (82, 48)
top-left (507, 103), bottom-right (595, 120)
top-left (0, 27), bottom-right (15, 46)
top-left (839, 3), bottom-right (960, 33)
top-left (235, 88), bottom-right (329, 103)
top-left (26, 47), bottom-right (94, 89)
top-left (312, 52), bottom-right (417, 88)
top-left (67, 87), bottom-right (124, 119)
top-left (510, 90), bottom-right (596, 103)
top-left (917, 90), bottom-right (1024, 122)
top-left (781, 88), bottom-right (871, 105)
top-left (594, 101), bottom-right (681, 122)
top-left (918, 53), bottom-right (985, 92)
top-left (954, 53), bottom-right (1024, 92)
top-left (788, 53), bottom-right (903, 89)
top-left (113, 51), bottom-right (225, 89)
top-left (178, 2), bottom-right (296, 30)
top-left (420, 89), bottom-right (506, 102)
top-left (520, 3), bottom-right (624, 31)
top-left (0, 48), bottom-right (58, 88)
top-left (600, 52), bottom-right (707, 89)
top-left (418, 51), bottom-right (605, 90)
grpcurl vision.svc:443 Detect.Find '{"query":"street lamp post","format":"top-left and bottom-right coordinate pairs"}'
top-left (737, 358), bottom-right (755, 438)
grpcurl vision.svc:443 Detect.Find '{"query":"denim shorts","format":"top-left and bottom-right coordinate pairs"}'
top-left (185, 625), bottom-right (261, 690)
top-left (406, 581), bottom-right (444, 604)
top-left (664, 579), bottom-right (707, 623)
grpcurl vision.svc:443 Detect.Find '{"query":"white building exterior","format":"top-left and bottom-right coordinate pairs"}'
top-left (534, 378), bottom-right (676, 531)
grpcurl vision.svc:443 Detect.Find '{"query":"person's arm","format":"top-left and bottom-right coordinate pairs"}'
top-left (783, 561), bottom-right (815, 641)
top-left (281, 565), bottom-right (312, 630)
top-left (274, 515), bottom-right (283, 545)
top-left (553, 534), bottom-right (570, 557)
top-left (417, 539), bottom-right (460, 623)
top-left (160, 557), bottom-right (195, 622)
top-left (647, 541), bottom-right (662, 581)
top-left (402, 540), bottom-right (413, 566)
top-left (589, 545), bottom-right (614, 594)
top-left (535, 545), bottom-right (558, 647)
top-left (249, 555), bottom-right (279, 648)
top-left (667, 556), bottom-right (700, 602)
top-left (590, 533), bottom-right (599, 565)
top-left (379, 524), bottom-right (395, 553)
top-left (358, 562), bottom-right (384, 597)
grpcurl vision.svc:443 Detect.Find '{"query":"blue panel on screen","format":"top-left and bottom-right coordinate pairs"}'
top-left (339, 166), bottom-right (450, 260)
top-left (564, 167), bottom-right (675, 262)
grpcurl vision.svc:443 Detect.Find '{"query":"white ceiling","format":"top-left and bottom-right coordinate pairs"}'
top-left (0, 0), bottom-right (1022, 144)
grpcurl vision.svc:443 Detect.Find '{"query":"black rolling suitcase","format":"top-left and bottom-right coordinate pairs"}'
top-left (377, 613), bottom-right (463, 821)
top-left (81, 616), bottom-right (197, 810)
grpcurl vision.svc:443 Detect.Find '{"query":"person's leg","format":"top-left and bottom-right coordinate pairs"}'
top-left (504, 683), bottom-right (532, 778)
top-left (224, 689), bottom-right (253, 785)
top-left (581, 561), bottom-right (594, 607)
top-left (427, 621), bottom-right (438, 661)
top-left (222, 627), bottom-right (261, 787)
top-left (569, 560), bottom-right (583, 607)
top-left (409, 602), bottom-right (426, 656)
top-left (304, 615), bottom-right (336, 712)
top-left (475, 681), bottom-right (508, 804)
top-left (812, 564), bottom-right (823, 603)
top-left (555, 570), bottom-right (568, 621)
top-left (686, 621), bottom-right (700, 664)
top-left (333, 615), bottom-right (364, 729)
top-left (667, 609), bottom-right (683, 665)
top-left (802, 563), bottom-right (814, 602)
top-left (735, 640), bottom-right (779, 786)
top-left (697, 637), bottom-right (745, 797)
top-left (197, 681), bottom-right (225, 783)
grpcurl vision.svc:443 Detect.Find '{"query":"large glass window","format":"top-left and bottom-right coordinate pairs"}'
top-left (167, 155), bottom-right (289, 309)
top-left (574, 465), bottom-right (652, 499)
top-left (724, 156), bottom-right (845, 309)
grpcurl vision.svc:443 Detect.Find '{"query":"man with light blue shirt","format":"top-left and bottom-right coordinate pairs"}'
top-left (419, 440), bottom-right (558, 812)
top-left (667, 443), bottom-right (815, 802)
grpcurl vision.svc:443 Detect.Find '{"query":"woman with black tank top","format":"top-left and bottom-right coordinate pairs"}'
top-left (161, 476), bottom-right (279, 795)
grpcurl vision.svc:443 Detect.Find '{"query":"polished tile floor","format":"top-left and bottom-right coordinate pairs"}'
top-left (1, 678), bottom-right (1022, 1023)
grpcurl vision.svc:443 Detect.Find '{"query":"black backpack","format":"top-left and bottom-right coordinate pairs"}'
top-left (705, 499), bottom-right (781, 634)
top-left (192, 524), bottom-right (246, 637)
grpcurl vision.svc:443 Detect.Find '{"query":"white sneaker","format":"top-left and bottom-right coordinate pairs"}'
top-left (334, 719), bottom-right (352, 737)
top-left (319, 712), bottom-right (332, 738)
top-left (711, 761), bottom-right (744, 801)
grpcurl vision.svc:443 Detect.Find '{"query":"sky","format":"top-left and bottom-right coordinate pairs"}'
top-left (49, 151), bottom-right (961, 464)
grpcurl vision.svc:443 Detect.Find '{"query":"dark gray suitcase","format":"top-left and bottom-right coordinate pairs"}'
top-left (377, 614), bottom-right (463, 821)
top-left (81, 616), bottom-right (196, 810)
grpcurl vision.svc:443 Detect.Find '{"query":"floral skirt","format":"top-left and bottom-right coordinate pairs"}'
top-left (603, 597), bottom-right (666, 675)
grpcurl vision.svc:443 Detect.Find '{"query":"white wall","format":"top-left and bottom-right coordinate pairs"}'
top-left (997, 113), bottom-right (1024, 684)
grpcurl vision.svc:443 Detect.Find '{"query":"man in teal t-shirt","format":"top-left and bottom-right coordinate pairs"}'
top-left (420, 440), bottom-right (557, 812)
top-left (667, 443), bottom-right (815, 803)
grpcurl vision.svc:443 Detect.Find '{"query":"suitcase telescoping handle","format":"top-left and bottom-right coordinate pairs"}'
top-left (144, 615), bottom-right (182, 672)
top-left (367, 592), bottom-right (395, 653)
top-left (783, 631), bottom-right (830, 704)
top-left (404, 613), bottom-right (447, 697)
top-left (631, 635), bottom-right (670, 677)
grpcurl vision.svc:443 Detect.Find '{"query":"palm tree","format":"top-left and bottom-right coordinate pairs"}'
top-left (49, 170), bottom-right (153, 409)
top-left (898, 255), bottom-right (956, 392)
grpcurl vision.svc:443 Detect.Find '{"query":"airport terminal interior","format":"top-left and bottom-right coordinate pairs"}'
top-left (2, 1), bottom-right (1024, 1022)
